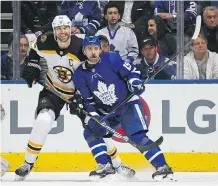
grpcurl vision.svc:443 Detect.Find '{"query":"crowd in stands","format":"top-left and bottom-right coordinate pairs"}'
top-left (1, 1), bottom-right (218, 80)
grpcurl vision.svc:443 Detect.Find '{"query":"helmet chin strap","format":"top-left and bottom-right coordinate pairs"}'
top-left (57, 37), bottom-right (71, 49)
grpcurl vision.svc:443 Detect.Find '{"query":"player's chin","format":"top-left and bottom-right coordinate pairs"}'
top-left (63, 39), bottom-right (69, 43)
top-left (90, 58), bottom-right (98, 63)
top-left (58, 37), bottom-right (69, 43)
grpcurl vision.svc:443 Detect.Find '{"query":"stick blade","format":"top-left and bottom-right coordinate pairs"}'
top-left (134, 136), bottom-right (164, 152)
top-left (191, 15), bottom-right (202, 40)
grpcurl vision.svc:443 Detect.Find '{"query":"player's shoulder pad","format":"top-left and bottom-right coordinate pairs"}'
top-left (68, 35), bottom-right (83, 54)
top-left (35, 33), bottom-right (56, 50)
top-left (69, 35), bottom-right (83, 48)
top-left (101, 51), bottom-right (120, 60)
top-left (78, 60), bottom-right (86, 70)
top-left (101, 51), bottom-right (122, 66)
top-left (73, 61), bottom-right (86, 77)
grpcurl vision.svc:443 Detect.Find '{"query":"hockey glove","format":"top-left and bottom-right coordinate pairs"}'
top-left (22, 60), bottom-right (41, 88)
top-left (87, 115), bottom-right (109, 137)
top-left (69, 94), bottom-right (84, 115)
top-left (127, 78), bottom-right (145, 95)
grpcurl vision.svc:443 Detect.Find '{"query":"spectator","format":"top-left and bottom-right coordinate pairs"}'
top-left (148, 16), bottom-right (177, 58)
top-left (96, 2), bottom-right (139, 63)
top-left (21, 1), bottom-right (60, 34)
top-left (197, 1), bottom-right (218, 13)
top-left (98, 35), bottom-right (110, 52)
top-left (98, 1), bottom-right (109, 29)
top-left (184, 34), bottom-right (218, 79)
top-left (106, 1), bottom-right (154, 45)
top-left (1, 34), bottom-right (29, 80)
top-left (61, 1), bottom-right (101, 36)
top-left (1, 33), bottom-right (48, 80)
top-left (110, 1), bottom-right (153, 28)
top-left (134, 37), bottom-right (176, 80)
top-left (24, 33), bottom-right (48, 80)
top-left (200, 6), bottom-right (218, 53)
top-left (154, 1), bottom-right (197, 37)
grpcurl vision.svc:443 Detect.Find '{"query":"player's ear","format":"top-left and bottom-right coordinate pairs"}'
top-left (83, 49), bottom-right (86, 55)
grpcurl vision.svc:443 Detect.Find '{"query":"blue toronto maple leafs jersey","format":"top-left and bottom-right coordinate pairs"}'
top-left (73, 52), bottom-right (141, 114)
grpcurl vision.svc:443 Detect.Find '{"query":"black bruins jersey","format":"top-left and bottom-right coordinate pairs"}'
top-left (29, 33), bottom-right (86, 99)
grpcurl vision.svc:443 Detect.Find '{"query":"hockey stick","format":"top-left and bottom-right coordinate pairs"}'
top-left (101, 15), bottom-right (202, 121)
top-left (37, 80), bottom-right (163, 152)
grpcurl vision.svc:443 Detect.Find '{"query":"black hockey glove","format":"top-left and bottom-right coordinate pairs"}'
top-left (22, 60), bottom-right (41, 88)
top-left (69, 94), bottom-right (84, 115)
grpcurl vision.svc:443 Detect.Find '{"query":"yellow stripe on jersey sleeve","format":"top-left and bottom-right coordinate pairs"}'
top-left (40, 50), bottom-right (57, 54)
top-left (67, 53), bottom-right (80, 62)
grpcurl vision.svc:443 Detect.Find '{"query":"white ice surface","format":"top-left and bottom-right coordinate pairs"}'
top-left (1, 172), bottom-right (218, 186)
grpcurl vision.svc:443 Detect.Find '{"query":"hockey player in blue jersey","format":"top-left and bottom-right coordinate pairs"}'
top-left (72, 36), bottom-right (176, 181)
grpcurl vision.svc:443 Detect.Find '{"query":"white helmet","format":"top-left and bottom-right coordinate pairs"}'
top-left (52, 15), bottom-right (72, 47)
top-left (52, 15), bottom-right (71, 30)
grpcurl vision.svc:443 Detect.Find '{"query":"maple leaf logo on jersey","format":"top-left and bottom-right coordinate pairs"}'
top-left (93, 81), bottom-right (118, 106)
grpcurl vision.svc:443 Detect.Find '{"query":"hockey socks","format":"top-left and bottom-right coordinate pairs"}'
top-left (104, 138), bottom-right (121, 168)
top-left (84, 128), bottom-right (111, 165)
top-left (130, 131), bottom-right (166, 169)
top-left (143, 145), bottom-right (166, 169)
top-left (25, 109), bottom-right (55, 164)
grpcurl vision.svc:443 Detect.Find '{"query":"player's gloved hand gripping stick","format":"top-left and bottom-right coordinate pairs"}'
top-left (37, 80), bottom-right (163, 152)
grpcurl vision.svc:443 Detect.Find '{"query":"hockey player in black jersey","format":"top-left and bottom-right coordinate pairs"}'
top-left (14, 15), bottom-right (86, 181)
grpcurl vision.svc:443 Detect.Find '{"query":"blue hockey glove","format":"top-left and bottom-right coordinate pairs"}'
top-left (87, 115), bottom-right (109, 137)
top-left (127, 78), bottom-right (145, 95)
